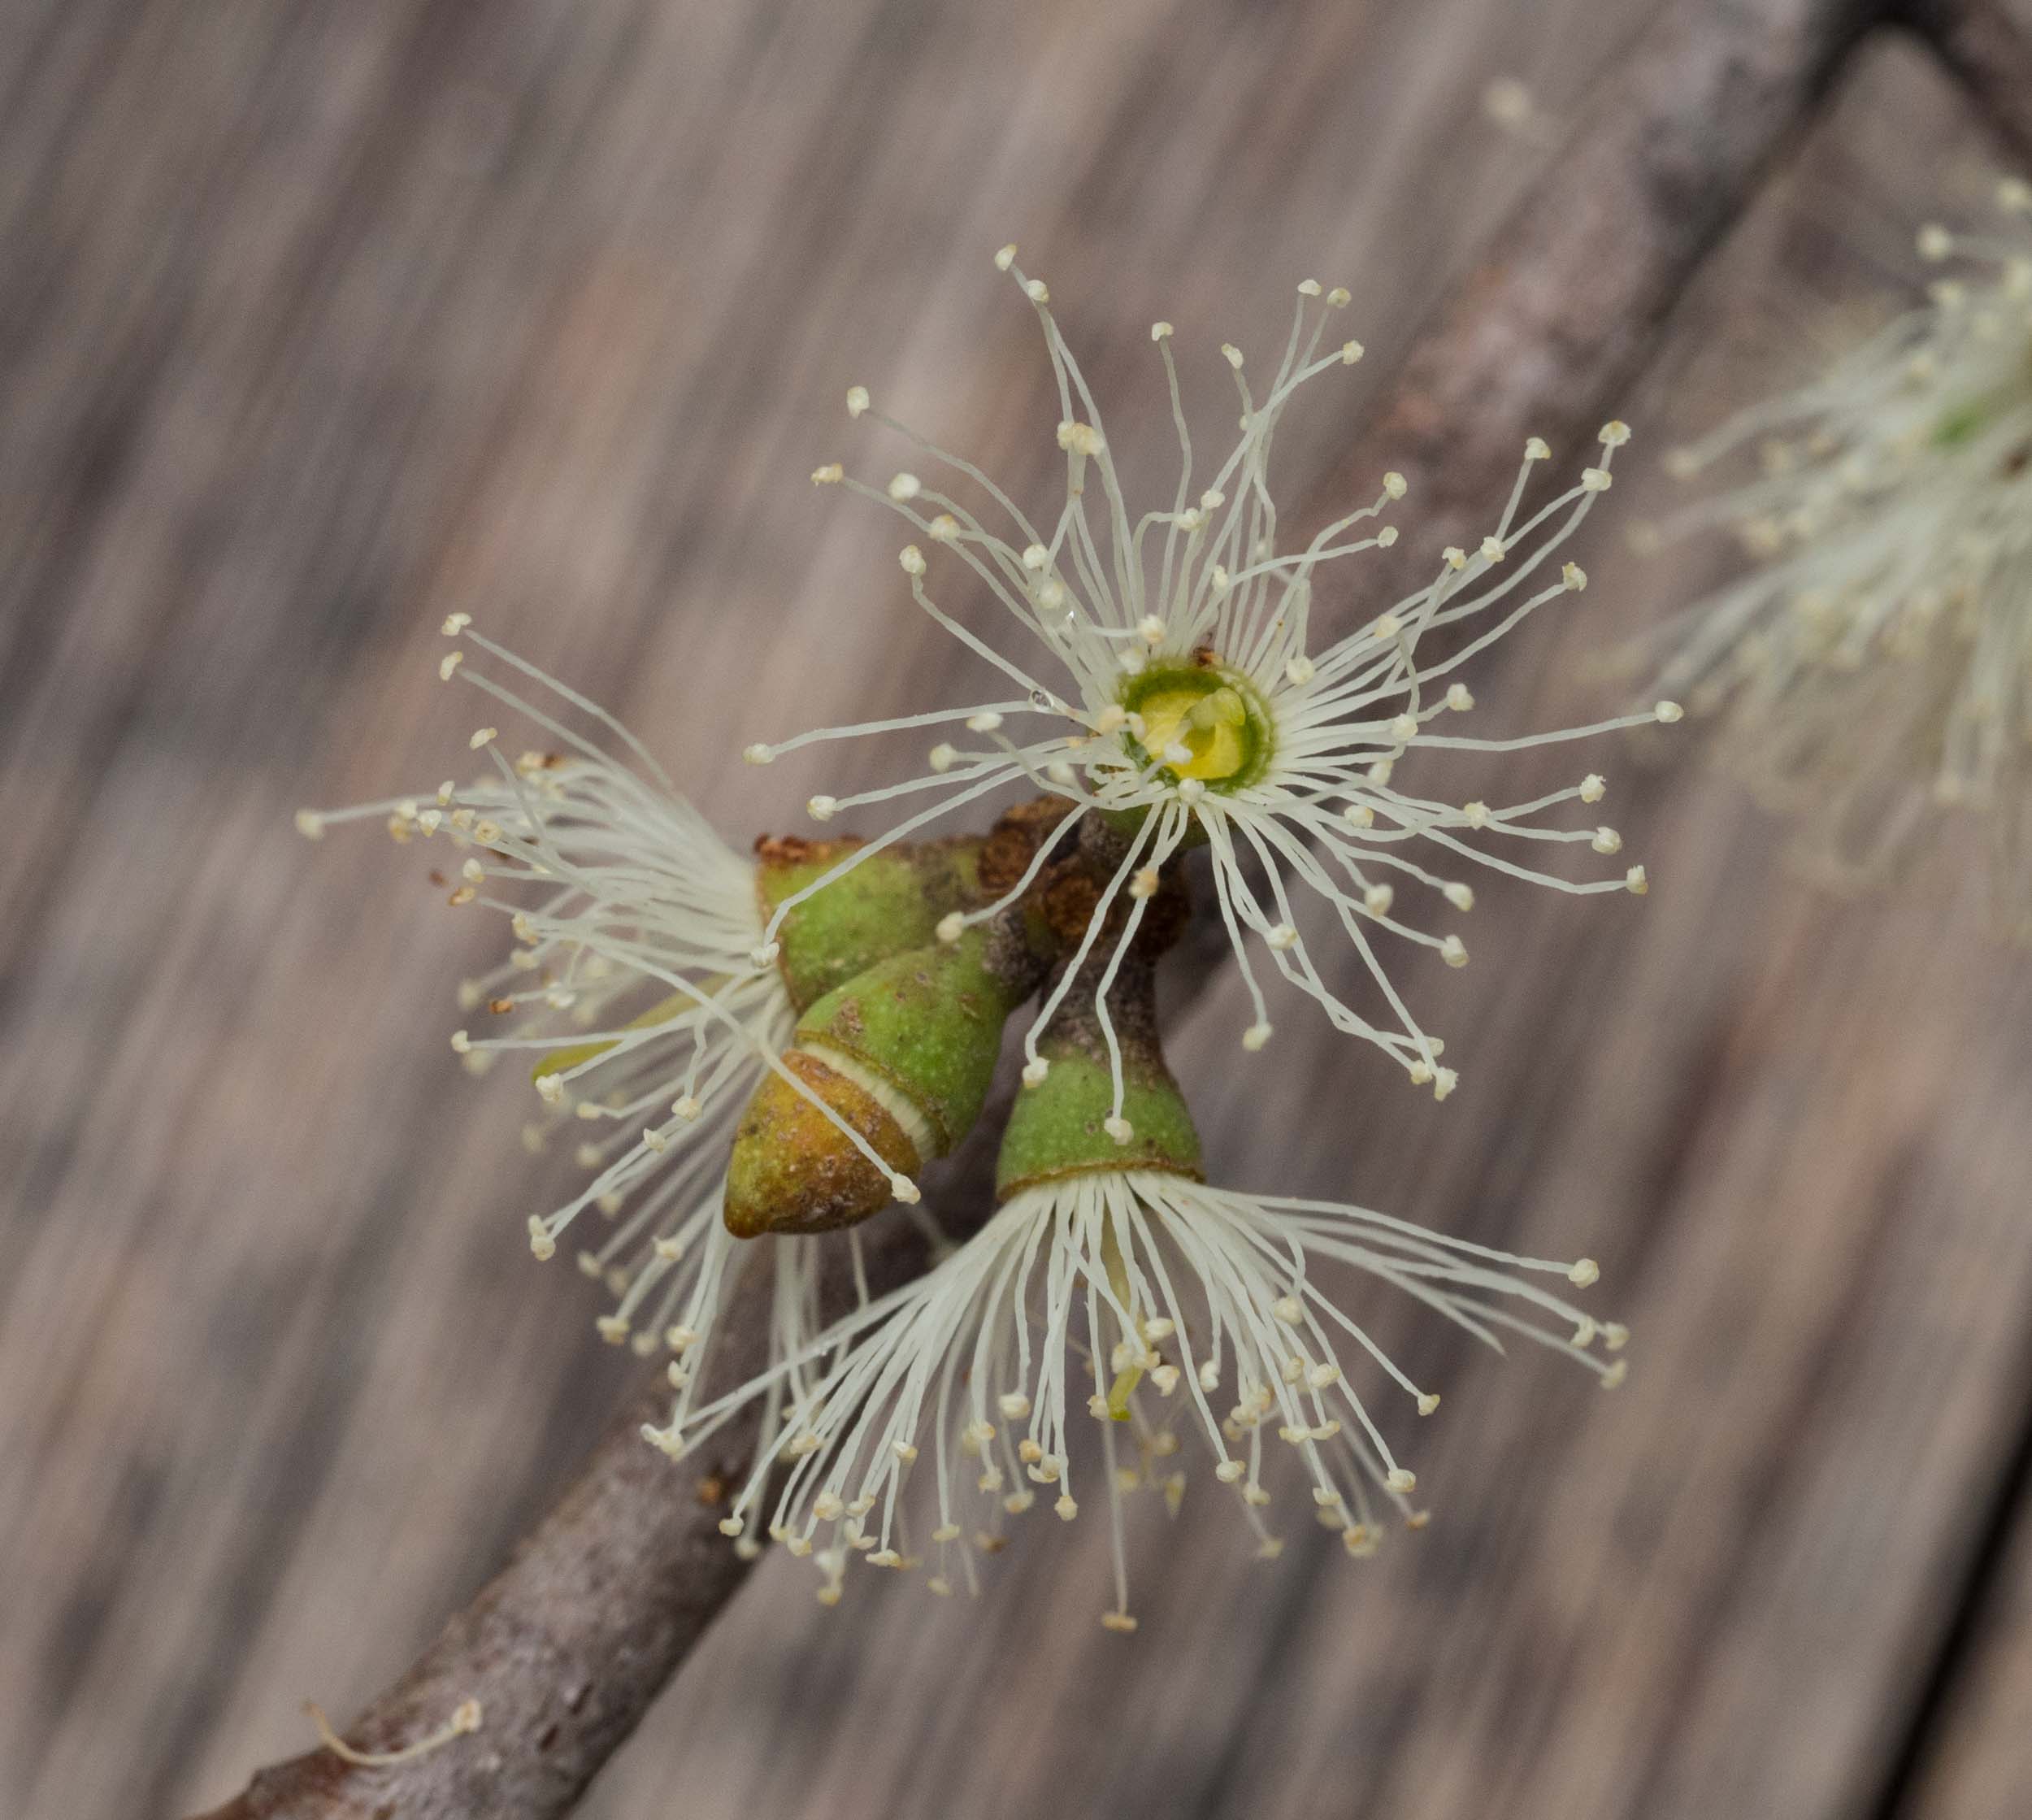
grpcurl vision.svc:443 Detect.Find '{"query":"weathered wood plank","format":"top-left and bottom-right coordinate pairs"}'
top-left (185, 0), bottom-right (1900, 1809)
top-left (7, 6), bottom-right (2032, 1820)
top-left (571, 40), bottom-right (2032, 1820)
top-left (0, 3), bottom-right (1664, 1811)
top-left (1903, 1465), bottom-right (2032, 1818)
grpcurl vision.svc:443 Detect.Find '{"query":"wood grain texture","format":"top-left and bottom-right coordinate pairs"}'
top-left (1902, 1485), bottom-right (2032, 1818)
top-left (176, 4), bottom-right (1893, 1810)
top-left (1913, 0), bottom-right (2032, 165)
top-left (3, 7), bottom-right (2031, 1820)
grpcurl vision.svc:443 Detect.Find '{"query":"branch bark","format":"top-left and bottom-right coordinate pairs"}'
top-left (190, 0), bottom-right (1889, 1813)
top-left (189, 1229), bottom-right (919, 1820)
top-left (1346, 0), bottom-right (1882, 560)
top-left (192, 1376), bottom-right (758, 1820)
top-left (193, 933), bottom-right (1213, 1820)
top-left (1905, 0), bottom-right (2032, 167)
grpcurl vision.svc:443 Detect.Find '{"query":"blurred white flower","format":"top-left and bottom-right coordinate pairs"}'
top-left (1649, 178), bottom-right (2032, 932)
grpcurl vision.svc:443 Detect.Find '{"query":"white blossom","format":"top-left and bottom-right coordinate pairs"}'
top-left (760, 256), bottom-right (1664, 1110)
top-left (665, 1168), bottom-right (1623, 1622)
top-left (1649, 179), bottom-right (2032, 931)
top-left (299, 628), bottom-right (917, 1503)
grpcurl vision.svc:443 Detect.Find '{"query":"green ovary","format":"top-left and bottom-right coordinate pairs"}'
top-left (994, 1048), bottom-right (1203, 1199)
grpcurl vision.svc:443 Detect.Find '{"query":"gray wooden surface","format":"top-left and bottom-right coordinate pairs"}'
top-left (6, 4), bottom-right (2032, 1818)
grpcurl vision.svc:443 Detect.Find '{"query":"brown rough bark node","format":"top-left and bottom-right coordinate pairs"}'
top-left (189, 0), bottom-right (1895, 1814)
top-left (1905, 0), bottom-right (2032, 166)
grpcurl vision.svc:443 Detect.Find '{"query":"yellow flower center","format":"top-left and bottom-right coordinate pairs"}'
top-left (1120, 663), bottom-right (1270, 788)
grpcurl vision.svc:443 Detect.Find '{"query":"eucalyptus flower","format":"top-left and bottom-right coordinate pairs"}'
top-left (749, 254), bottom-right (1671, 1123)
top-left (1649, 178), bottom-right (2032, 930)
top-left (297, 625), bottom-right (984, 1540)
top-left (659, 960), bottom-right (1623, 1627)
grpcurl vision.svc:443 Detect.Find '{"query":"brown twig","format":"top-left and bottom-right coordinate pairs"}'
top-left (192, 842), bottom-right (1182, 1820)
top-left (189, 1), bottom-right (1895, 1813)
top-left (1345, 0), bottom-right (1882, 563)
top-left (1905, 0), bottom-right (2032, 167)
top-left (189, 1223), bottom-right (929, 1820)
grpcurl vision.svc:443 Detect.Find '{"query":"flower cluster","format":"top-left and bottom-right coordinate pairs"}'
top-left (1648, 178), bottom-right (2032, 931)
top-left (305, 252), bottom-right (1653, 1629)
top-left (751, 250), bottom-right (1672, 1118)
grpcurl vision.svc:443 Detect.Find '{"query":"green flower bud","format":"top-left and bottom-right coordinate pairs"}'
top-left (530, 836), bottom-right (980, 1088)
top-left (756, 835), bottom-right (982, 1011)
top-left (723, 919), bottom-right (1045, 1239)
top-left (798, 927), bottom-right (1029, 1151)
top-left (723, 1050), bottom-right (918, 1240)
